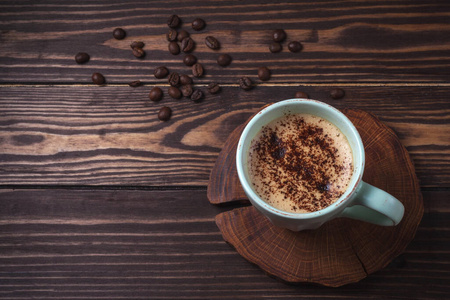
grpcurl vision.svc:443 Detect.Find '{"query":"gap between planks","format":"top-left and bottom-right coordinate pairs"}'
top-left (1, 83), bottom-right (450, 87)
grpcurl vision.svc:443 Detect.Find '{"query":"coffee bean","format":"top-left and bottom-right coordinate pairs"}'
top-left (149, 87), bottom-right (163, 101)
top-left (217, 54), bottom-right (232, 67)
top-left (130, 41), bottom-right (145, 49)
top-left (168, 86), bottom-right (182, 99)
top-left (181, 84), bottom-right (193, 97)
top-left (205, 36), bottom-right (220, 50)
top-left (113, 28), bottom-right (126, 40)
top-left (158, 106), bottom-right (172, 121)
top-left (166, 29), bottom-right (178, 42)
top-left (191, 89), bottom-right (204, 102)
top-left (258, 67), bottom-right (271, 81)
top-left (177, 30), bottom-right (189, 42)
top-left (75, 52), bottom-right (90, 64)
top-left (181, 37), bottom-right (195, 53)
top-left (167, 15), bottom-right (180, 28)
top-left (288, 41), bottom-right (303, 53)
top-left (269, 42), bottom-right (282, 53)
top-left (239, 77), bottom-right (253, 91)
top-left (168, 41), bottom-right (180, 55)
top-left (132, 47), bottom-right (145, 58)
top-left (128, 80), bottom-right (141, 87)
top-left (273, 29), bottom-right (286, 42)
top-left (192, 63), bottom-right (204, 78)
top-left (183, 54), bottom-right (197, 66)
top-left (92, 72), bottom-right (105, 85)
top-left (154, 66), bottom-right (169, 79)
top-left (330, 88), bottom-right (345, 99)
top-left (295, 91), bottom-right (309, 98)
top-left (208, 82), bottom-right (221, 94)
top-left (192, 18), bottom-right (205, 31)
top-left (168, 72), bottom-right (180, 86)
top-left (179, 74), bottom-right (193, 85)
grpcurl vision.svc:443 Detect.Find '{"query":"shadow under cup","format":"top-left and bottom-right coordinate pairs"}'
top-left (236, 99), bottom-right (365, 231)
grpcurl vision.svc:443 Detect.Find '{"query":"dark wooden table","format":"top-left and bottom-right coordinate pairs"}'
top-left (1, 1), bottom-right (449, 299)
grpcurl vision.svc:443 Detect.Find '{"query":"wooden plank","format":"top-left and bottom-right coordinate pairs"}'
top-left (1, 0), bottom-right (450, 83)
top-left (0, 188), bottom-right (448, 299)
top-left (0, 85), bottom-right (448, 187)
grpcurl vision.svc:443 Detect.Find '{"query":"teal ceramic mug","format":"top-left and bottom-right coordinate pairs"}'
top-left (236, 99), bottom-right (404, 231)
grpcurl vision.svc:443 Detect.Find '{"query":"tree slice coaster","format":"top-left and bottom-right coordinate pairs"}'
top-left (208, 108), bottom-right (424, 287)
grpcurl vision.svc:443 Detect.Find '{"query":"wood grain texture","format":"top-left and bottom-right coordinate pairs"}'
top-left (1, 85), bottom-right (448, 187)
top-left (1, 0), bottom-right (450, 83)
top-left (0, 188), bottom-right (447, 299)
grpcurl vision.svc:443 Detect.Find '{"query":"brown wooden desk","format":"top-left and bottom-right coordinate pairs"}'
top-left (1, 1), bottom-right (449, 298)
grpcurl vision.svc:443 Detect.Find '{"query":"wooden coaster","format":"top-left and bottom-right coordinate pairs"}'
top-left (207, 109), bottom-right (423, 287)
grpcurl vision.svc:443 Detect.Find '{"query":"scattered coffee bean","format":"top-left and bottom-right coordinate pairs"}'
top-left (181, 37), bottom-right (195, 53)
top-left (149, 87), bottom-right (163, 101)
top-left (130, 41), bottom-right (145, 49)
top-left (192, 63), bottom-right (204, 77)
top-left (272, 29), bottom-right (286, 42)
top-left (208, 82), bottom-right (221, 94)
top-left (158, 106), bottom-right (172, 121)
top-left (177, 30), bottom-right (190, 42)
top-left (205, 36), bottom-right (220, 50)
top-left (168, 41), bottom-right (180, 55)
top-left (217, 54), bottom-right (232, 67)
top-left (132, 47), bottom-right (145, 58)
top-left (92, 72), bottom-right (105, 85)
top-left (191, 89), bottom-right (204, 102)
top-left (239, 77), bottom-right (253, 90)
top-left (181, 84), bottom-right (193, 97)
top-left (166, 29), bottom-right (178, 42)
top-left (258, 67), bottom-right (271, 81)
top-left (288, 41), bottom-right (303, 53)
top-left (75, 52), bottom-right (90, 64)
top-left (295, 91), bottom-right (309, 98)
top-left (168, 72), bottom-right (180, 86)
top-left (183, 54), bottom-right (197, 66)
top-left (269, 42), bottom-right (282, 53)
top-left (192, 18), bottom-right (206, 31)
top-left (128, 80), bottom-right (142, 87)
top-left (167, 15), bottom-right (180, 28)
top-left (168, 86), bottom-right (182, 99)
top-left (154, 66), bottom-right (169, 79)
top-left (330, 88), bottom-right (345, 99)
top-left (113, 28), bottom-right (126, 40)
top-left (179, 74), bottom-right (193, 85)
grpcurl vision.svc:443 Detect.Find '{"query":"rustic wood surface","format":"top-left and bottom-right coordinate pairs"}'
top-left (0, 0), bottom-right (449, 299)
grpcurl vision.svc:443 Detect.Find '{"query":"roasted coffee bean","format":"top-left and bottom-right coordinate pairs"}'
top-left (205, 36), bottom-right (220, 50)
top-left (183, 54), bottom-right (197, 66)
top-left (258, 67), bottom-right (271, 81)
top-left (149, 87), bottom-right (163, 101)
top-left (179, 74), bottom-right (193, 85)
top-left (132, 47), bottom-right (145, 58)
top-left (166, 29), bottom-right (178, 42)
top-left (288, 41), bottom-right (303, 53)
top-left (269, 42), bottom-right (282, 53)
top-left (168, 41), bottom-right (180, 55)
top-left (130, 41), bottom-right (145, 49)
top-left (208, 82), bottom-right (221, 94)
top-left (154, 66), bottom-right (169, 79)
top-left (75, 52), bottom-right (90, 64)
top-left (158, 106), bottom-right (172, 121)
top-left (181, 37), bottom-right (195, 53)
top-left (191, 89), bottom-right (204, 102)
top-left (168, 86), bottom-right (182, 99)
top-left (92, 72), bottom-right (105, 85)
top-left (192, 63), bottom-right (204, 78)
top-left (239, 77), bottom-right (253, 91)
top-left (177, 30), bottom-right (189, 42)
top-left (128, 80), bottom-right (142, 87)
top-left (168, 72), bottom-right (180, 86)
top-left (272, 29), bottom-right (286, 42)
top-left (217, 54), bottom-right (232, 67)
top-left (330, 88), bottom-right (345, 99)
top-left (295, 91), bottom-right (309, 98)
top-left (192, 18), bottom-right (205, 31)
top-left (181, 84), bottom-right (193, 97)
top-left (167, 15), bottom-right (180, 28)
top-left (113, 28), bottom-right (126, 40)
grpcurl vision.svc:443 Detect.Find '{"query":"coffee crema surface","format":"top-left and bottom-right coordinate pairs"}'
top-left (248, 113), bottom-right (353, 213)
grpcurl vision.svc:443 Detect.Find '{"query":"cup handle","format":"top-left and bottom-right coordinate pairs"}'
top-left (339, 181), bottom-right (405, 226)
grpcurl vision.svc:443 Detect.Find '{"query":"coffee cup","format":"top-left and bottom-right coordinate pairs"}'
top-left (236, 99), bottom-right (404, 231)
